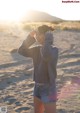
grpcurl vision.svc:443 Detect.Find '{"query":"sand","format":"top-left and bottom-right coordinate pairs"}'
top-left (0, 24), bottom-right (80, 113)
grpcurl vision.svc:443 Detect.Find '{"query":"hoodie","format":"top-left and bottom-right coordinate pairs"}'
top-left (18, 32), bottom-right (58, 85)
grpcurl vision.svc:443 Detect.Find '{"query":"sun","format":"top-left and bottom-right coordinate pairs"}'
top-left (0, 0), bottom-right (33, 22)
top-left (0, 0), bottom-right (56, 22)
top-left (0, 0), bottom-right (50, 22)
top-left (0, 0), bottom-right (55, 22)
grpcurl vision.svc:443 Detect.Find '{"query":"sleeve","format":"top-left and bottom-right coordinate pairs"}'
top-left (41, 32), bottom-right (54, 61)
top-left (48, 48), bottom-right (58, 84)
top-left (18, 34), bottom-right (36, 58)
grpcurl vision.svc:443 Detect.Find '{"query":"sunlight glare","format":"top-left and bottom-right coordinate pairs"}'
top-left (0, 0), bottom-right (33, 22)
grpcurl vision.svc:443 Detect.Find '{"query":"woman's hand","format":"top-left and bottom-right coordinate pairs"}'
top-left (29, 30), bottom-right (37, 38)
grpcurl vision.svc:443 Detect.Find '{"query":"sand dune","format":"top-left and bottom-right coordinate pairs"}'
top-left (0, 25), bottom-right (80, 113)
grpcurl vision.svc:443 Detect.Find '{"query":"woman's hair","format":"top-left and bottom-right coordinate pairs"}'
top-left (38, 25), bottom-right (54, 34)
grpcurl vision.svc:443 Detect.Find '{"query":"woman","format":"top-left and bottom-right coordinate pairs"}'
top-left (18, 25), bottom-right (58, 113)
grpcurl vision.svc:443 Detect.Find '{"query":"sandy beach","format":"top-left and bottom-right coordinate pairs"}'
top-left (0, 24), bottom-right (80, 113)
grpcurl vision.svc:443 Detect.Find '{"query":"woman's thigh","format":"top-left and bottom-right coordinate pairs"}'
top-left (44, 102), bottom-right (56, 113)
top-left (33, 83), bottom-right (57, 113)
top-left (34, 96), bottom-right (44, 113)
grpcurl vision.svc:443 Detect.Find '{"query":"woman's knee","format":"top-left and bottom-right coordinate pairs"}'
top-left (44, 102), bottom-right (56, 113)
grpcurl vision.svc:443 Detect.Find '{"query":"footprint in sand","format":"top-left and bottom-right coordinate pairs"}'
top-left (15, 107), bottom-right (30, 112)
top-left (15, 101), bottom-right (22, 106)
top-left (3, 95), bottom-right (16, 104)
top-left (57, 109), bottom-right (66, 113)
top-left (27, 102), bottom-right (34, 106)
top-left (28, 83), bottom-right (34, 87)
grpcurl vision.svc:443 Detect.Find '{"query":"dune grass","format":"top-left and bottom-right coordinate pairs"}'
top-left (0, 21), bottom-right (80, 33)
top-left (57, 21), bottom-right (80, 30)
top-left (21, 21), bottom-right (80, 31)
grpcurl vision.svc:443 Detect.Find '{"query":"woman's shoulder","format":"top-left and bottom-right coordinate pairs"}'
top-left (51, 46), bottom-right (58, 50)
top-left (51, 46), bottom-right (59, 56)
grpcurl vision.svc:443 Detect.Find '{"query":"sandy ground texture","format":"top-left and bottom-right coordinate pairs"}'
top-left (0, 25), bottom-right (80, 113)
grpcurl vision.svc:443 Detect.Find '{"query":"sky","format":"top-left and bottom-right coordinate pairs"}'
top-left (0, 0), bottom-right (80, 22)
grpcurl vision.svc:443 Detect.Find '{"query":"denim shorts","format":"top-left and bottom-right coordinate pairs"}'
top-left (33, 83), bottom-right (57, 103)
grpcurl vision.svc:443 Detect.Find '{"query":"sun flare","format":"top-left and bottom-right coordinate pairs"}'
top-left (0, 0), bottom-right (79, 22)
top-left (0, 0), bottom-right (53, 22)
top-left (0, 0), bottom-right (34, 22)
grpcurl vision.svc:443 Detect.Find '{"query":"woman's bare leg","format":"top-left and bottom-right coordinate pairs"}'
top-left (44, 102), bottom-right (56, 113)
top-left (34, 96), bottom-right (44, 113)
